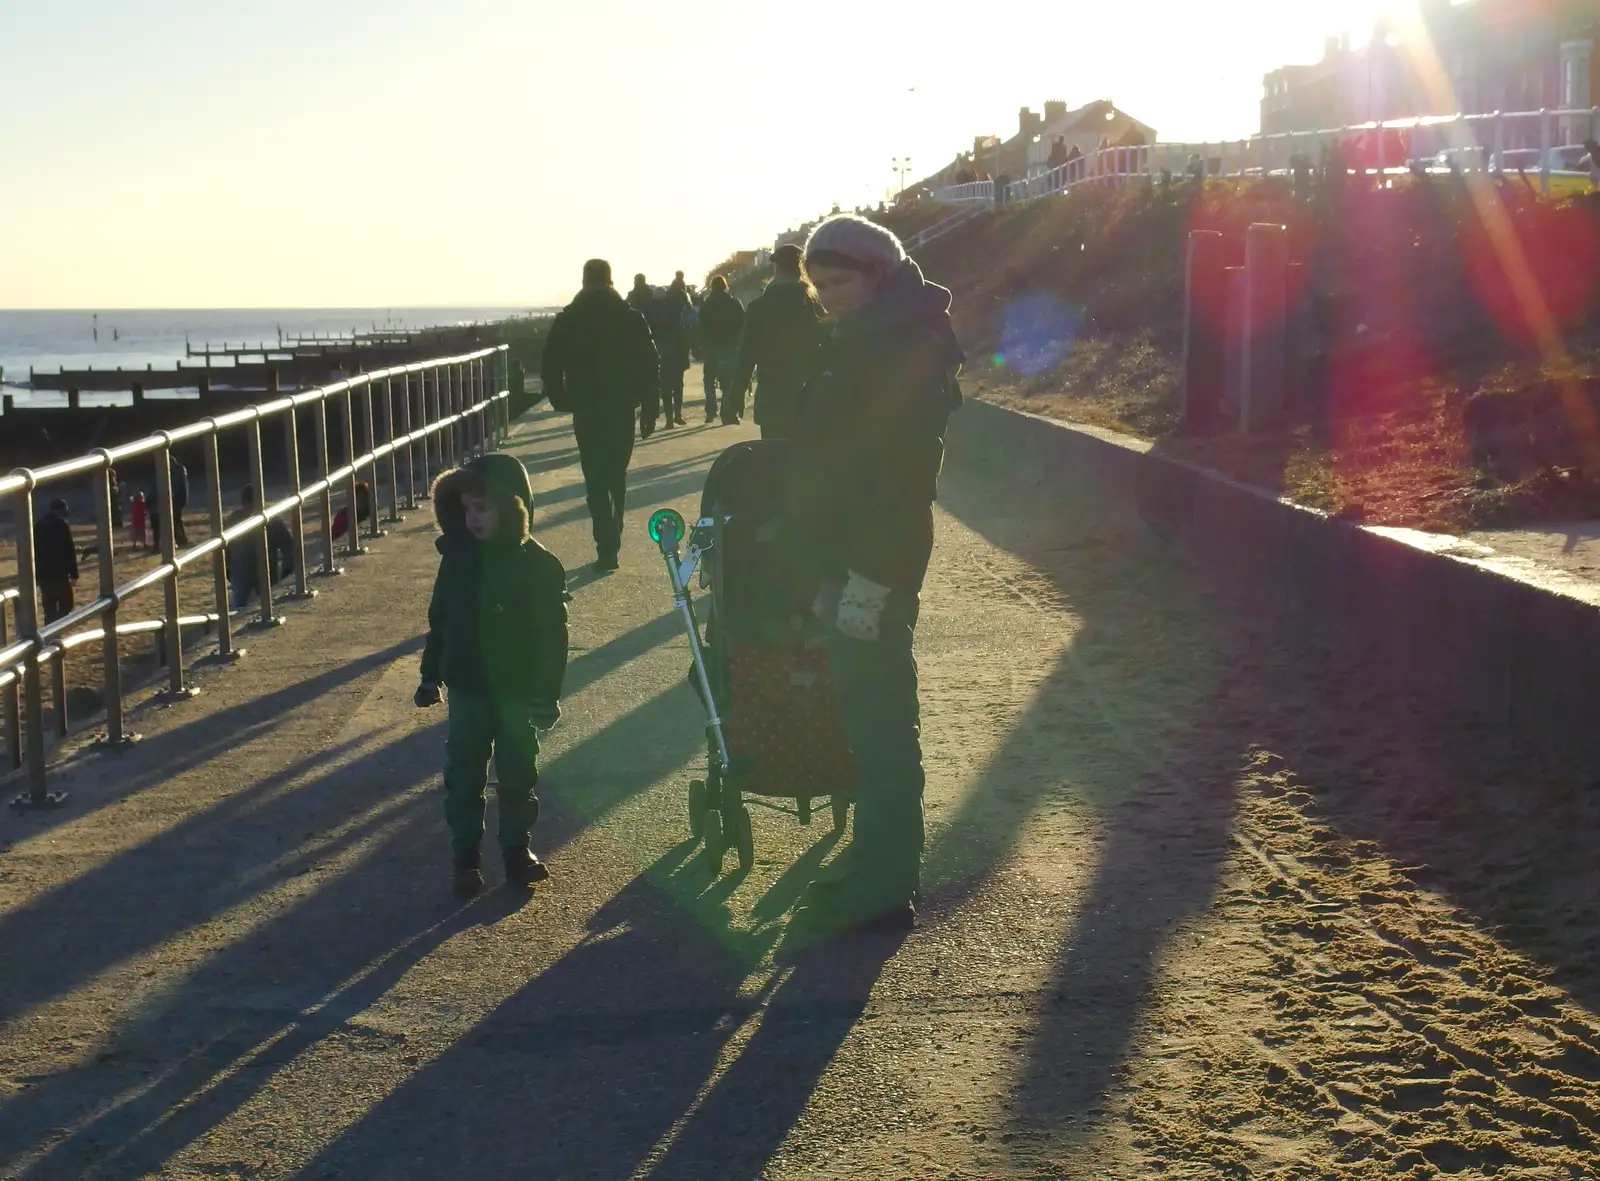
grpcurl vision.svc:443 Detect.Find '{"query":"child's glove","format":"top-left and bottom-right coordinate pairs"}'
top-left (529, 698), bottom-right (562, 733)
top-left (835, 571), bottom-right (891, 642)
top-left (414, 680), bottom-right (442, 708)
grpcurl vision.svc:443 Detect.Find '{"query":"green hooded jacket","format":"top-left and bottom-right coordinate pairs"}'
top-left (420, 452), bottom-right (569, 703)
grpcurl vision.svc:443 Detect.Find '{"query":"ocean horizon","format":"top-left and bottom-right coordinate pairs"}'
top-left (0, 307), bottom-right (551, 405)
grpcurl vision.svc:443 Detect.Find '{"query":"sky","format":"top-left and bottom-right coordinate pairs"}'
top-left (0, 0), bottom-right (1402, 309)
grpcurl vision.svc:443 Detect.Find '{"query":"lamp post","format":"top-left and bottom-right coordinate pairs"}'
top-left (892, 156), bottom-right (912, 197)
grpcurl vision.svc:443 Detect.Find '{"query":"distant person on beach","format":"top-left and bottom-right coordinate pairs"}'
top-left (34, 499), bottom-right (79, 624)
top-left (783, 214), bottom-right (964, 936)
top-left (699, 275), bottom-right (747, 425)
top-left (331, 481), bottom-right (374, 543)
top-left (130, 491), bottom-right (148, 549)
top-left (227, 485), bottom-right (296, 613)
top-left (541, 258), bottom-right (661, 572)
top-left (730, 244), bottom-right (827, 439)
top-left (108, 468), bottom-right (123, 531)
top-left (149, 453), bottom-right (190, 550)
top-left (414, 454), bottom-right (568, 895)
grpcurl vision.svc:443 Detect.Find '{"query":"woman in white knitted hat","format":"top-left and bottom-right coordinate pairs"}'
top-left (784, 214), bottom-right (965, 934)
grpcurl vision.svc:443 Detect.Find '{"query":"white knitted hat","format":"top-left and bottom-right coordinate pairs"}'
top-left (804, 215), bottom-right (907, 271)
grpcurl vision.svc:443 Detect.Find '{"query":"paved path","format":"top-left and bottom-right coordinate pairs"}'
top-left (2, 400), bottom-right (1598, 1179)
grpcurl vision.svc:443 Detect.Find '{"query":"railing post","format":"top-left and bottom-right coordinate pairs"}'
top-left (1493, 110), bottom-right (1505, 172)
top-left (476, 357), bottom-right (488, 451)
top-left (398, 370), bottom-right (417, 509)
top-left (9, 474), bottom-right (53, 804)
top-left (1, 599), bottom-right (19, 772)
top-left (278, 373), bottom-right (310, 599)
top-left (91, 450), bottom-right (133, 744)
top-left (51, 648), bottom-right (67, 739)
top-left (449, 363), bottom-right (463, 465)
top-left (246, 413), bottom-right (279, 628)
top-left (341, 386), bottom-right (365, 558)
top-left (1539, 108), bottom-right (1552, 194)
top-left (313, 394), bottom-right (340, 576)
top-left (497, 350), bottom-right (507, 442)
top-left (381, 375), bottom-right (402, 524)
top-left (417, 368), bottom-right (435, 496)
top-left (154, 437), bottom-right (192, 699)
top-left (361, 377), bottom-right (383, 540)
top-left (203, 426), bottom-right (237, 659)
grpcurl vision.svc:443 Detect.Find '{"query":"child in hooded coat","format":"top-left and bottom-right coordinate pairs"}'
top-left (415, 452), bottom-right (569, 894)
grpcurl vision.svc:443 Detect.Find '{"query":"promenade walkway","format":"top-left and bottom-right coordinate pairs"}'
top-left (2, 399), bottom-right (1597, 1179)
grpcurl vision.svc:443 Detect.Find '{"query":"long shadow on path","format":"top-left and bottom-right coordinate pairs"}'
top-left (930, 454), bottom-right (1244, 1135)
top-left (1, 666), bottom-right (707, 1179)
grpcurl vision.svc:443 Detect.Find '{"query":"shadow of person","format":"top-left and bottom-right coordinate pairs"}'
top-left (927, 431), bottom-right (1244, 1139)
top-left (290, 857), bottom-right (772, 1181)
top-left (640, 928), bottom-right (907, 1180)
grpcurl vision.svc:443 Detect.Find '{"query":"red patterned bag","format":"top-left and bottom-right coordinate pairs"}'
top-left (727, 644), bottom-right (856, 798)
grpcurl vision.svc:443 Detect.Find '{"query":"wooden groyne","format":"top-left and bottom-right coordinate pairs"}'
top-left (5, 317), bottom-right (552, 469)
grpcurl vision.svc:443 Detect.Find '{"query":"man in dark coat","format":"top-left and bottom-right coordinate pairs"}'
top-left (730, 244), bottom-right (828, 438)
top-left (646, 273), bottom-right (692, 427)
top-left (34, 498), bottom-right (79, 624)
top-left (542, 259), bottom-right (661, 572)
top-left (699, 275), bottom-right (747, 425)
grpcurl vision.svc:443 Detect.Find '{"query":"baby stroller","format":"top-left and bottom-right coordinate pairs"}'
top-left (648, 440), bottom-right (855, 874)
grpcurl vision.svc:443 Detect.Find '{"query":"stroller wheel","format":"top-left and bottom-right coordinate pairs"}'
top-left (831, 794), bottom-right (851, 836)
top-left (730, 805), bottom-right (755, 873)
top-left (688, 779), bottom-right (709, 839)
top-left (703, 806), bottom-right (727, 867)
top-left (798, 796), bottom-right (813, 826)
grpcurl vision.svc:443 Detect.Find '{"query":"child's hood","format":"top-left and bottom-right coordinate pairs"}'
top-left (432, 454), bottom-right (535, 549)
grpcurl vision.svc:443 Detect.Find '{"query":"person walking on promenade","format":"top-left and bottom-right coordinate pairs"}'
top-left (699, 275), bottom-right (747, 424)
top-left (414, 453), bottom-right (569, 895)
top-left (34, 498), bottom-right (79, 625)
top-left (130, 491), bottom-right (149, 549)
top-left (627, 274), bottom-right (674, 429)
top-left (649, 273), bottom-right (693, 426)
top-left (783, 214), bottom-right (964, 935)
top-left (730, 244), bottom-right (828, 439)
top-left (542, 258), bottom-right (661, 572)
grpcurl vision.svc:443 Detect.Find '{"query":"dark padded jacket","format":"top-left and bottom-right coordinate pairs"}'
top-left (699, 289), bottom-right (746, 353)
top-left (34, 512), bottom-right (78, 582)
top-left (420, 453), bottom-right (569, 703)
top-left (785, 260), bottom-right (964, 594)
top-left (542, 286), bottom-right (661, 428)
top-left (732, 277), bottom-right (828, 435)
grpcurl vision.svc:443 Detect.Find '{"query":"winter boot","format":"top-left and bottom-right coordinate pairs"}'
top-left (453, 848), bottom-right (484, 896)
top-left (503, 846), bottom-right (551, 888)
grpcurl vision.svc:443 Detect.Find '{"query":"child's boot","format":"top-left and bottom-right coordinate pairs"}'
top-left (453, 848), bottom-right (484, 895)
top-left (503, 846), bottom-right (551, 888)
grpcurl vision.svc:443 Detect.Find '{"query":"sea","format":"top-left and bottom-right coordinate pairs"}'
top-left (0, 308), bottom-right (539, 409)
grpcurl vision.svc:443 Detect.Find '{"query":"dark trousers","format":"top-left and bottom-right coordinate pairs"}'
top-left (150, 510), bottom-right (190, 551)
top-left (443, 691), bottom-right (541, 858)
top-left (40, 578), bottom-right (74, 624)
top-left (820, 586), bottom-right (925, 909)
top-left (703, 349), bottom-right (740, 421)
top-left (662, 366), bottom-right (685, 422)
top-left (575, 416), bottom-right (635, 561)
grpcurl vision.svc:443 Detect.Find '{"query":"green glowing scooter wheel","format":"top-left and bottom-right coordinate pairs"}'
top-left (648, 508), bottom-right (686, 548)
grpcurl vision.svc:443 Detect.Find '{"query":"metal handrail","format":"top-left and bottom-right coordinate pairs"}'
top-left (2, 344), bottom-right (512, 806)
top-left (933, 105), bottom-right (1600, 208)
